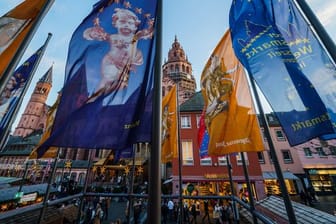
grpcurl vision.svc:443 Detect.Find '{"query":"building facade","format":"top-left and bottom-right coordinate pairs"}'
top-left (259, 114), bottom-right (336, 196)
top-left (170, 92), bottom-right (266, 200)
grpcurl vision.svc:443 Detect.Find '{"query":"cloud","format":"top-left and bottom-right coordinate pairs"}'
top-left (306, 0), bottom-right (336, 27)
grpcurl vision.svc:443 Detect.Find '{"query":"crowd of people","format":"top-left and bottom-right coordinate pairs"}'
top-left (161, 198), bottom-right (234, 224)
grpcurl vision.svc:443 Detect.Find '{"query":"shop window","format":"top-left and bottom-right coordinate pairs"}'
top-left (315, 147), bottom-right (327, 157)
top-left (329, 146), bottom-right (336, 156)
top-left (275, 129), bottom-right (286, 141)
top-left (218, 156), bottom-right (227, 166)
top-left (181, 115), bottom-right (191, 128)
top-left (182, 140), bottom-right (193, 165)
top-left (257, 152), bottom-right (265, 164)
top-left (200, 157), bottom-right (212, 166)
top-left (236, 152), bottom-right (248, 165)
top-left (303, 147), bottom-right (313, 157)
top-left (281, 150), bottom-right (293, 163)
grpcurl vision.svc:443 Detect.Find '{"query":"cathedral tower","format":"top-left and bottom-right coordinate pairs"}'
top-left (13, 66), bottom-right (52, 137)
top-left (162, 36), bottom-right (196, 104)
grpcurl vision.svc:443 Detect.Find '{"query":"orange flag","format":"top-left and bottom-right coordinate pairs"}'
top-left (201, 30), bottom-right (264, 155)
top-left (29, 91), bottom-right (60, 159)
top-left (161, 85), bottom-right (178, 163)
top-left (0, 0), bottom-right (49, 78)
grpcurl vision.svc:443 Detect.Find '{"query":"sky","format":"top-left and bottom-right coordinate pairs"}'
top-left (0, 0), bottom-right (335, 132)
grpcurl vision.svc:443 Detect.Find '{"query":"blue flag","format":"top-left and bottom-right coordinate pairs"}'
top-left (0, 45), bottom-right (44, 135)
top-left (229, 0), bottom-right (336, 145)
top-left (37, 0), bottom-right (157, 156)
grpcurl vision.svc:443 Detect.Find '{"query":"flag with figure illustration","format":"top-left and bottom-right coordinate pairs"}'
top-left (36, 0), bottom-right (158, 156)
top-left (201, 30), bottom-right (263, 155)
top-left (29, 90), bottom-right (60, 159)
top-left (0, 45), bottom-right (46, 136)
top-left (229, 0), bottom-right (336, 145)
top-left (0, 0), bottom-right (52, 78)
top-left (161, 85), bottom-right (178, 163)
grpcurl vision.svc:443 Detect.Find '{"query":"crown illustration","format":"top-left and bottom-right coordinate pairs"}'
top-left (237, 19), bottom-right (308, 51)
top-left (96, 0), bottom-right (155, 27)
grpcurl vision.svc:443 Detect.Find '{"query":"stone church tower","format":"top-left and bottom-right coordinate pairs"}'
top-left (13, 66), bottom-right (52, 137)
top-left (162, 36), bottom-right (196, 104)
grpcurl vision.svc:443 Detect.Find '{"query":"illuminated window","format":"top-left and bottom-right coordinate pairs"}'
top-left (182, 140), bottom-right (193, 165)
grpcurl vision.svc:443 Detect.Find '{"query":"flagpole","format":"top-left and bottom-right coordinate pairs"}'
top-left (294, 0), bottom-right (336, 63)
top-left (240, 152), bottom-right (257, 224)
top-left (226, 155), bottom-right (239, 224)
top-left (148, 0), bottom-right (162, 222)
top-left (76, 149), bottom-right (93, 224)
top-left (0, 33), bottom-right (52, 149)
top-left (0, 0), bottom-right (55, 92)
top-left (127, 144), bottom-right (137, 224)
top-left (176, 84), bottom-right (184, 224)
top-left (38, 147), bottom-right (60, 224)
top-left (248, 77), bottom-right (297, 223)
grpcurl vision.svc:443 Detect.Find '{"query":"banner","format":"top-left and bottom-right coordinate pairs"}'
top-left (0, 45), bottom-right (45, 136)
top-left (36, 0), bottom-right (158, 157)
top-left (161, 85), bottom-right (178, 163)
top-left (0, 0), bottom-right (49, 78)
top-left (201, 30), bottom-right (263, 155)
top-left (229, 0), bottom-right (336, 145)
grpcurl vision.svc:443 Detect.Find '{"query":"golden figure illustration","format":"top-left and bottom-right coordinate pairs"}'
top-left (202, 55), bottom-right (234, 126)
top-left (83, 8), bottom-right (154, 102)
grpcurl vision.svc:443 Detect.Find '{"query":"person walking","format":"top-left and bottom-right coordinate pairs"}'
top-left (190, 201), bottom-right (199, 224)
top-left (161, 200), bottom-right (168, 224)
top-left (202, 200), bottom-right (211, 224)
top-left (167, 199), bottom-right (174, 221)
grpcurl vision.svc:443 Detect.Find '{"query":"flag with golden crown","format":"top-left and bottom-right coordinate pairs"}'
top-left (161, 85), bottom-right (178, 163)
top-left (201, 30), bottom-right (263, 155)
top-left (0, 0), bottom-right (50, 78)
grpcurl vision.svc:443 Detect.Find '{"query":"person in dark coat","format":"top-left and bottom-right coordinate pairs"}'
top-left (161, 200), bottom-right (168, 224)
top-left (202, 200), bottom-right (211, 224)
top-left (190, 201), bottom-right (198, 224)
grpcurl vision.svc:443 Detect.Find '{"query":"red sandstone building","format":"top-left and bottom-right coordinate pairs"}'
top-left (167, 92), bottom-right (266, 200)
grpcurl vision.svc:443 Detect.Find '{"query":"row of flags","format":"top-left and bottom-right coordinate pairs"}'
top-left (1, 0), bottom-right (336, 162)
top-left (0, 0), bottom-right (53, 145)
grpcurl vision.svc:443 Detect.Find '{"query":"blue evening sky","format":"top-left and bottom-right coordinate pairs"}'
top-left (0, 0), bottom-right (335, 131)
